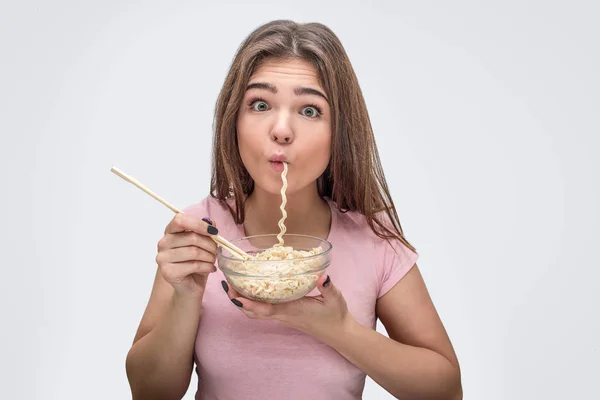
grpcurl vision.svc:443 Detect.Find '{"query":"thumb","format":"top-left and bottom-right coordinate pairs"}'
top-left (202, 217), bottom-right (216, 228)
top-left (316, 274), bottom-right (339, 299)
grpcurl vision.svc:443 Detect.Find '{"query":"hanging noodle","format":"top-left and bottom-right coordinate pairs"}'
top-left (224, 161), bottom-right (328, 303)
top-left (274, 161), bottom-right (288, 246)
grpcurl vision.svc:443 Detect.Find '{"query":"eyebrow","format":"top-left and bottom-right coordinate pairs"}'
top-left (246, 82), bottom-right (328, 102)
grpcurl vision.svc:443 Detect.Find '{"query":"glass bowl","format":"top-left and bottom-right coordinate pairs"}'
top-left (216, 234), bottom-right (333, 304)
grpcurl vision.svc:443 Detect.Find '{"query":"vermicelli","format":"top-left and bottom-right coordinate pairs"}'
top-left (274, 162), bottom-right (288, 246)
top-left (224, 161), bottom-right (327, 303)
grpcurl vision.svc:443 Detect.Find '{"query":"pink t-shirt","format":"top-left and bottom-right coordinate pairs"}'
top-left (184, 196), bottom-right (418, 400)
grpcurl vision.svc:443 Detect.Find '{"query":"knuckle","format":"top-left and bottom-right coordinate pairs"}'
top-left (194, 261), bottom-right (211, 274)
top-left (161, 269), bottom-right (175, 282)
top-left (207, 239), bottom-right (218, 253)
top-left (192, 233), bottom-right (204, 248)
top-left (194, 261), bottom-right (207, 271)
top-left (192, 247), bottom-right (203, 260)
top-left (174, 213), bottom-right (187, 227)
top-left (188, 261), bottom-right (199, 271)
top-left (194, 237), bottom-right (215, 259)
top-left (158, 262), bottom-right (170, 275)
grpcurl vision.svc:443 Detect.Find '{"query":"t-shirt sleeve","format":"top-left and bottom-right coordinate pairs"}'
top-left (182, 196), bottom-right (211, 219)
top-left (376, 238), bottom-right (419, 298)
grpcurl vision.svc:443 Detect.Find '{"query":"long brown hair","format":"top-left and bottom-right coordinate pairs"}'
top-left (210, 20), bottom-right (415, 252)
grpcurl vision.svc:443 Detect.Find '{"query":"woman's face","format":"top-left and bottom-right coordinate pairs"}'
top-left (236, 58), bottom-right (332, 196)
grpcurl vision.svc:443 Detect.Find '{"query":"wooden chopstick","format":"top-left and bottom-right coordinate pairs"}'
top-left (210, 235), bottom-right (249, 260)
top-left (110, 166), bottom-right (251, 260)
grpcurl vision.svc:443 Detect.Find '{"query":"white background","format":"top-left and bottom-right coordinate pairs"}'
top-left (1, 0), bottom-right (598, 399)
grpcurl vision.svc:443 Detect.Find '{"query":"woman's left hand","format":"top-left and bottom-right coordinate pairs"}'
top-left (221, 274), bottom-right (353, 342)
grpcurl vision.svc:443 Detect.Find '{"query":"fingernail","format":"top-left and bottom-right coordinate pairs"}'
top-left (221, 280), bottom-right (229, 293)
top-left (231, 298), bottom-right (243, 307)
top-left (323, 275), bottom-right (331, 287)
top-left (202, 217), bottom-right (213, 225)
top-left (207, 225), bottom-right (218, 235)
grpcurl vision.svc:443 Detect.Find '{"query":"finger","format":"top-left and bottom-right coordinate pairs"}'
top-left (158, 232), bottom-right (217, 253)
top-left (220, 280), bottom-right (246, 308)
top-left (160, 261), bottom-right (216, 281)
top-left (158, 246), bottom-right (216, 264)
top-left (220, 279), bottom-right (241, 298)
top-left (165, 213), bottom-right (219, 236)
top-left (220, 280), bottom-right (275, 319)
top-left (315, 274), bottom-right (339, 300)
top-left (201, 217), bottom-right (217, 228)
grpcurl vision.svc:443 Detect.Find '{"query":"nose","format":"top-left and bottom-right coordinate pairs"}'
top-left (271, 112), bottom-right (294, 144)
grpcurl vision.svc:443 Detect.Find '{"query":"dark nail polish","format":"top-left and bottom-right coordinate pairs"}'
top-left (231, 298), bottom-right (243, 307)
top-left (207, 225), bottom-right (218, 235)
top-left (202, 217), bottom-right (213, 225)
top-left (323, 275), bottom-right (331, 287)
top-left (221, 280), bottom-right (229, 293)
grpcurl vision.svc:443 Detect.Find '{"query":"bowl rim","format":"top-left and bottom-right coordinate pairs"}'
top-left (216, 233), bottom-right (333, 277)
top-left (220, 262), bottom-right (330, 278)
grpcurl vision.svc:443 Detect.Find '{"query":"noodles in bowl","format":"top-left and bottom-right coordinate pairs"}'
top-left (217, 234), bottom-right (332, 303)
top-left (217, 162), bottom-right (333, 303)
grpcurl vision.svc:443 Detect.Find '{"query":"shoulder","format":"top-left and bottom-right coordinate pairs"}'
top-left (332, 203), bottom-right (414, 253)
top-left (332, 204), bottom-right (418, 288)
top-left (183, 195), bottom-right (234, 221)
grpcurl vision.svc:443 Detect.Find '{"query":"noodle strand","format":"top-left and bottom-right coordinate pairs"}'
top-left (275, 162), bottom-right (288, 246)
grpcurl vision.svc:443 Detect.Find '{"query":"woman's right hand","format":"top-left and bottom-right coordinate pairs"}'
top-left (155, 213), bottom-right (219, 298)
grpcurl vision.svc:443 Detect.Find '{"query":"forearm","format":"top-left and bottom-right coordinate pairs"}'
top-left (126, 292), bottom-right (203, 400)
top-left (323, 318), bottom-right (461, 400)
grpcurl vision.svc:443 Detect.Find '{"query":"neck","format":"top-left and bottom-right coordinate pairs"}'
top-left (243, 184), bottom-right (331, 240)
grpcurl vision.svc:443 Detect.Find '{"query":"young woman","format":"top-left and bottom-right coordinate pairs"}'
top-left (125, 20), bottom-right (462, 400)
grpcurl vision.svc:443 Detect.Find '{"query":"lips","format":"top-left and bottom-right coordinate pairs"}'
top-left (269, 160), bottom-right (285, 172)
top-left (269, 154), bottom-right (288, 163)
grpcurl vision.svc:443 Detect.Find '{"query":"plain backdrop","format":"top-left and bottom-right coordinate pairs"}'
top-left (1, 0), bottom-right (599, 399)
